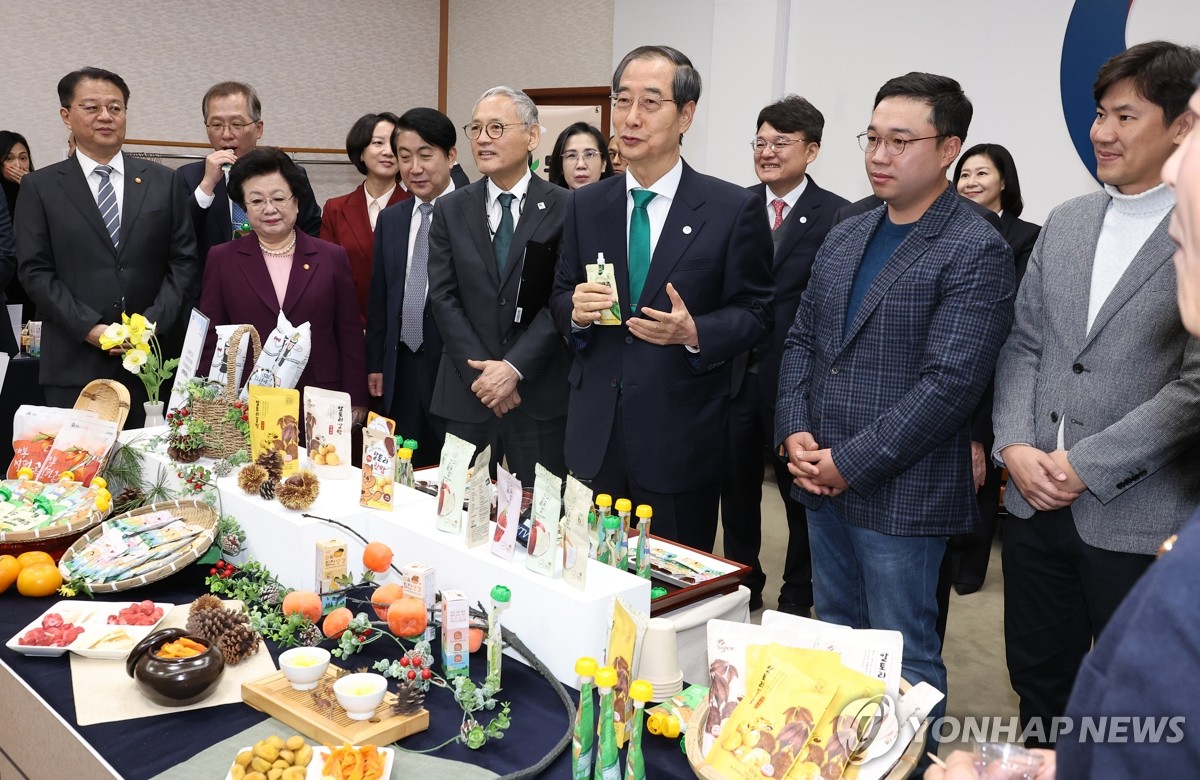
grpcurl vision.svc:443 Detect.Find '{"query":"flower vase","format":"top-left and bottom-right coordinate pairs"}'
top-left (143, 401), bottom-right (166, 428)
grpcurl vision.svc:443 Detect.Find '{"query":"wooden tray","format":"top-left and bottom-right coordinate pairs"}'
top-left (242, 668), bottom-right (429, 747)
top-left (642, 535), bottom-right (751, 616)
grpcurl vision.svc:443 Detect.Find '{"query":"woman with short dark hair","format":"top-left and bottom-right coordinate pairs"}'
top-left (547, 122), bottom-right (613, 190)
top-left (1, 130), bottom-right (35, 320)
top-left (320, 112), bottom-right (410, 323)
top-left (954, 143), bottom-right (1041, 280)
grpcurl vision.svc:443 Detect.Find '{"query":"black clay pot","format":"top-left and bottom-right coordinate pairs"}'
top-left (126, 627), bottom-right (225, 706)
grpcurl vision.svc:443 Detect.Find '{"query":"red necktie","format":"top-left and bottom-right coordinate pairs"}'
top-left (771, 199), bottom-right (786, 231)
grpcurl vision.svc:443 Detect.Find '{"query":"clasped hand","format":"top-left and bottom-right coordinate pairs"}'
top-left (467, 359), bottom-right (521, 417)
top-left (783, 431), bottom-right (847, 496)
top-left (1001, 444), bottom-right (1085, 511)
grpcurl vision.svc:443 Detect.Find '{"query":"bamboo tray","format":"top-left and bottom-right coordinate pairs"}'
top-left (242, 668), bottom-right (429, 747)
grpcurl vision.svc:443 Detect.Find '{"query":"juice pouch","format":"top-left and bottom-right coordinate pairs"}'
top-left (36, 416), bottom-right (118, 486)
top-left (9, 406), bottom-right (96, 479)
top-left (525, 464), bottom-right (563, 576)
top-left (491, 465), bottom-right (522, 561)
top-left (303, 386), bottom-right (353, 479)
top-left (436, 433), bottom-right (475, 534)
top-left (706, 646), bottom-right (839, 780)
top-left (248, 385), bottom-right (302, 478)
top-left (586, 254), bottom-right (622, 325)
top-left (360, 420), bottom-right (396, 511)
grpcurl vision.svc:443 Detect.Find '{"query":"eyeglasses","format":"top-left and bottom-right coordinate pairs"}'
top-left (206, 121), bottom-right (256, 133)
top-left (608, 149), bottom-right (623, 160)
top-left (463, 121), bottom-right (527, 140)
top-left (561, 150), bottom-right (603, 164)
top-left (857, 132), bottom-right (946, 156)
top-left (611, 94), bottom-right (676, 113)
top-left (751, 136), bottom-right (807, 153)
top-left (75, 102), bottom-right (125, 117)
top-left (245, 195), bottom-right (295, 211)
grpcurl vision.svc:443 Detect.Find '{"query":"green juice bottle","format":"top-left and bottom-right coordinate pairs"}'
top-left (633, 504), bottom-right (653, 579)
top-left (614, 498), bottom-right (632, 570)
top-left (593, 494), bottom-right (613, 559)
top-left (623, 679), bottom-right (653, 780)
top-left (594, 666), bottom-right (620, 780)
top-left (572, 657), bottom-right (598, 779)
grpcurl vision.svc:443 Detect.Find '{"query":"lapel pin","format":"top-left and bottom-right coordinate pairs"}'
top-left (537, 202), bottom-right (545, 210)
top-left (683, 226), bottom-right (692, 235)
top-left (303, 263), bottom-right (310, 270)
top-left (134, 177), bottom-right (142, 184)
top-left (799, 216), bottom-right (807, 224)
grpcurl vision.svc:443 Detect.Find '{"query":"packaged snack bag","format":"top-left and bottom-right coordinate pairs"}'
top-left (8, 406), bottom-right (96, 479)
top-left (35, 415), bottom-right (118, 486)
top-left (465, 445), bottom-right (492, 549)
top-left (360, 414), bottom-right (397, 510)
top-left (208, 323), bottom-right (251, 387)
top-left (248, 386), bottom-right (302, 478)
top-left (240, 311), bottom-right (312, 400)
top-left (525, 464), bottom-right (563, 576)
top-left (436, 433), bottom-right (475, 534)
top-left (303, 386), bottom-right (352, 479)
top-left (491, 466), bottom-right (521, 561)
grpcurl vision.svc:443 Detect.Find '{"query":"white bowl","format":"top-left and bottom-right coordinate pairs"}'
top-left (333, 672), bottom-right (388, 720)
top-left (278, 646), bottom-right (331, 691)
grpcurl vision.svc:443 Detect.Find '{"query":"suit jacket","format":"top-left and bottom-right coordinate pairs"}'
top-left (365, 197), bottom-right (443, 411)
top-left (999, 210), bottom-right (1040, 284)
top-left (836, 190), bottom-right (1003, 232)
top-left (176, 159), bottom-right (322, 283)
top-left (426, 175), bottom-right (570, 424)
top-left (740, 176), bottom-right (848, 409)
top-left (320, 183), bottom-right (410, 324)
top-left (197, 231), bottom-right (368, 407)
top-left (775, 185), bottom-right (1015, 536)
top-left (16, 155), bottom-right (198, 387)
top-left (0, 188), bottom-right (15, 355)
top-left (549, 162), bottom-right (775, 492)
top-left (992, 191), bottom-right (1200, 555)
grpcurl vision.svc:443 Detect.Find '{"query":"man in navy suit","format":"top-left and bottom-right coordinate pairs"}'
top-left (176, 81), bottom-right (321, 287)
top-left (721, 95), bottom-right (847, 612)
top-left (551, 45), bottom-right (774, 551)
top-left (774, 73), bottom-right (1014, 751)
top-left (366, 108), bottom-right (460, 468)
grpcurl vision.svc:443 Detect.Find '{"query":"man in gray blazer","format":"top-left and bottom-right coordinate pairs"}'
top-left (15, 67), bottom-right (197, 426)
top-left (993, 41), bottom-right (1200, 744)
top-left (426, 87), bottom-right (569, 479)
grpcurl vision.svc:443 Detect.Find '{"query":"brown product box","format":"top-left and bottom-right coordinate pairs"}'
top-left (440, 589), bottom-right (470, 678)
top-left (401, 563), bottom-right (437, 642)
top-left (315, 539), bottom-right (348, 614)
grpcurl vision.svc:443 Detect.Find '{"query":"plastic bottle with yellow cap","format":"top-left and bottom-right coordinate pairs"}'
top-left (624, 679), bottom-right (653, 780)
top-left (614, 498), bottom-right (632, 570)
top-left (572, 657), bottom-right (598, 779)
top-left (594, 665), bottom-right (620, 780)
top-left (634, 504), bottom-right (653, 578)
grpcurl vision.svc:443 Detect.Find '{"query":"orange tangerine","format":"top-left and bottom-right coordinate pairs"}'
top-left (0, 555), bottom-right (19, 593)
top-left (17, 551), bottom-right (55, 569)
top-left (17, 563), bottom-right (63, 597)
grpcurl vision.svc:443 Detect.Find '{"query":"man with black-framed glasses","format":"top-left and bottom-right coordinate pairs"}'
top-left (550, 45), bottom-right (774, 552)
top-left (425, 86), bottom-right (570, 479)
top-left (176, 81), bottom-right (321, 288)
top-left (774, 72), bottom-right (1015, 761)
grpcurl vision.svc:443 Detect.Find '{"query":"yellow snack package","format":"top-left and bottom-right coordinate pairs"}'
top-left (704, 647), bottom-right (839, 780)
top-left (248, 386), bottom-right (301, 478)
top-left (603, 597), bottom-right (646, 748)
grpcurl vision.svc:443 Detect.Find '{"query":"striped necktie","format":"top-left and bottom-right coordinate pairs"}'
top-left (95, 165), bottom-right (120, 247)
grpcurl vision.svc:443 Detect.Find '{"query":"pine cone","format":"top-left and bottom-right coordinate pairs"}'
top-left (258, 581), bottom-right (282, 607)
top-left (112, 486), bottom-right (145, 513)
top-left (218, 623), bottom-right (261, 664)
top-left (167, 443), bottom-right (202, 463)
top-left (259, 480), bottom-right (276, 501)
top-left (190, 593), bottom-right (225, 614)
top-left (393, 682), bottom-right (426, 716)
top-left (255, 450), bottom-right (284, 482)
top-left (218, 532), bottom-right (242, 556)
top-left (213, 459), bottom-right (234, 478)
top-left (296, 622), bottom-right (323, 647)
top-left (237, 464), bottom-right (269, 494)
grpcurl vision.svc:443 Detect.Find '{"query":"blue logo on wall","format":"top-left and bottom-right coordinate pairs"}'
top-left (1061, 0), bottom-right (1130, 180)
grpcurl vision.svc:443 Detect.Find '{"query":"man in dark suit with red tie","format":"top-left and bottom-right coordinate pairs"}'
top-left (366, 108), bottom-right (461, 467)
top-left (551, 45), bottom-right (774, 550)
top-left (15, 67), bottom-right (197, 426)
top-left (722, 96), bottom-right (847, 612)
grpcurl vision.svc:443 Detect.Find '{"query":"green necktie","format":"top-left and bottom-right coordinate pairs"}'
top-left (493, 192), bottom-right (516, 276)
top-left (628, 189), bottom-right (657, 313)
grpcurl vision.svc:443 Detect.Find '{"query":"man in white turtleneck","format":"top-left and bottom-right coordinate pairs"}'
top-left (992, 40), bottom-right (1200, 747)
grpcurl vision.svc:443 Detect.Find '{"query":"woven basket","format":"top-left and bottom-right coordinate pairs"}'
top-left (73, 378), bottom-right (132, 432)
top-left (684, 684), bottom-right (925, 779)
top-left (194, 324), bottom-right (260, 459)
top-left (57, 499), bottom-right (218, 593)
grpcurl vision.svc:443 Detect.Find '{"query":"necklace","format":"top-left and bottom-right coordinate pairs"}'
top-left (259, 230), bottom-right (296, 257)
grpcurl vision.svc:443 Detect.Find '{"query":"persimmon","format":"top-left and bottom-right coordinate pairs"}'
top-left (0, 555), bottom-right (19, 593)
top-left (17, 563), bottom-right (62, 597)
top-left (469, 627), bottom-right (485, 653)
top-left (387, 597), bottom-right (428, 638)
top-left (282, 590), bottom-right (323, 623)
top-left (17, 551), bottom-right (55, 569)
top-left (322, 607), bottom-right (353, 639)
top-left (370, 582), bottom-right (404, 621)
top-left (362, 541), bottom-right (393, 574)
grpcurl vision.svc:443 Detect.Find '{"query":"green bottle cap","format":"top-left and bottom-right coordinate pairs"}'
top-left (603, 515), bottom-right (621, 530)
top-left (651, 587), bottom-right (669, 599)
top-left (403, 438), bottom-right (418, 450)
top-left (575, 656), bottom-right (598, 677)
top-left (595, 666), bottom-right (618, 688)
top-left (490, 584), bottom-right (511, 603)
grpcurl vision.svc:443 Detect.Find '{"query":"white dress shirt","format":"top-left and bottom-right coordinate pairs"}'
top-left (406, 181), bottom-right (456, 280)
top-left (76, 149), bottom-right (125, 223)
top-left (765, 175), bottom-right (808, 225)
top-left (486, 170), bottom-right (532, 237)
top-left (625, 158), bottom-right (683, 255)
top-left (367, 184), bottom-right (397, 231)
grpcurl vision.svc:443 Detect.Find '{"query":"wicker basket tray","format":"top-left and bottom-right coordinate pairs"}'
top-left (195, 324), bottom-right (260, 459)
top-left (74, 378), bottom-right (132, 433)
top-left (684, 688), bottom-right (925, 780)
top-left (57, 499), bottom-right (218, 593)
